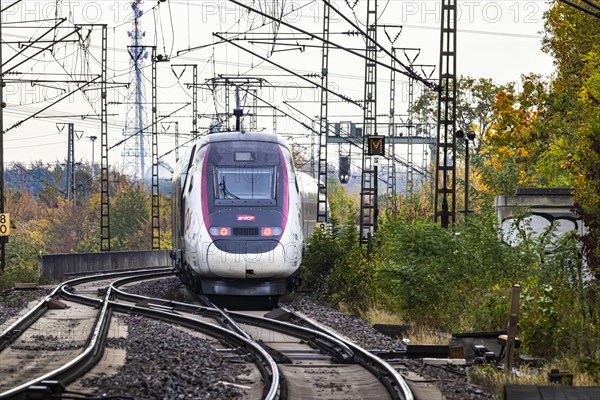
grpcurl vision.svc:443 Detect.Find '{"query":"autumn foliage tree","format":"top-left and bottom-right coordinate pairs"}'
top-left (476, 74), bottom-right (553, 195)
top-left (2, 162), bottom-right (173, 286)
top-left (542, 0), bottom-right (600, 275)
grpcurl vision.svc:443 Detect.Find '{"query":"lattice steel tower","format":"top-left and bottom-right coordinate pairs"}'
top-left (434, 0), bottom-right (458, 227)
top-left (316, 2), bottom-right (331, 223)
top-left (387, 48), bottom-right (397, 209)
top-left (122, 0), bottom-right (148, 180)
top-left (359, 0), bottom-right (378, 244)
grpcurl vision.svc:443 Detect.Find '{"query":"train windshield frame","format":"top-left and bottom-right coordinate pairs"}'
top-left (213, 165), bottom-right (277, 206)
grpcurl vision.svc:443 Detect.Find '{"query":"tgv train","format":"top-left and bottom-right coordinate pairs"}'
top-left (171, 131), bottom-right (319, 299)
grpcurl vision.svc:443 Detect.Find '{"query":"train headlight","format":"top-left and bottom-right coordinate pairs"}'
top-left (261, 227), bottom-right (282, 236)
top-left (209, 227), bottom-right (231, 236)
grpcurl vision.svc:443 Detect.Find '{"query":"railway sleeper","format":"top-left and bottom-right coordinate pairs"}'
top-left (309, 336), bottom-right (355, 364)
top-left (256, 339), bottom-right (293, 364)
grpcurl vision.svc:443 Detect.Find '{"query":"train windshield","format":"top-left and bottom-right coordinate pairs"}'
top-left (215, 166), bottom-right (276, 200)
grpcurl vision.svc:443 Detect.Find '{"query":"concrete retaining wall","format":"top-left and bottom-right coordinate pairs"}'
top-left (39, 250), bottom-right (171, 281)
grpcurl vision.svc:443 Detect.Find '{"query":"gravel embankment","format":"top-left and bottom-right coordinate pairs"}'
top-left (0, 288), bottom-right (52, 327)
top-left (121, 277), bottom-right (185, 300)
top-left (286, 296), bottom-right (407, 350)
top-left (81, 315), bottom-right (246, 400)
top-left (78, 277), bottom-right (247, 399)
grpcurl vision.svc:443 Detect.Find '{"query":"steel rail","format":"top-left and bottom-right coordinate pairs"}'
top-left (109, 286), bottom-right (232, 323)
top-left (282, 308), bottom-right (414, 400)
top-left (109, 301), bottom-right (280, 400)
top-left (109, 288), bottom-right (356, 364)
top-left (110, 283), bottom-right (282, 400)
top-left (0, 281), bottom-right (113, 399)
top-left (59, 269), bottom-right (174, 306)
top-left (226, 309), bottom-right (356, 364)
top-left (191, 295), bottom-right (289, 400)
top-left (0, 269), bottom-right (174, 399)
top-left (110, 276), bottom-right (412, 400)
top-left (194, 295), bottom-right (254, 341)
top-left (1, 269), bottom-right (280, 400)
top-left (109, 275), bottom-right (254, 342)
top-left (0, 268), bottom-right (171, 351)
top-left (0, 286), bottom-right (61, 352)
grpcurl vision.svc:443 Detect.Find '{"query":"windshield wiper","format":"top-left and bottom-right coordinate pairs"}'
top-left (220, 176), bottom-right (240, 199)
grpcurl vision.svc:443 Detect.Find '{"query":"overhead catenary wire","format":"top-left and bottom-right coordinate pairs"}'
top-left (213, 32), bottom-right (362, 107)
top-left (109, 103), bottom-right (190, 151)
top-left (3, 0), bottom-right (543, 168)
top-left (225, 0), bottom-right (436, 89)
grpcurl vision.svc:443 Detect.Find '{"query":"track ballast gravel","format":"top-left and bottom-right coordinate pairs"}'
top-left (0, 288), bottom-right (51, 327)
top-left (2, 278), bottom-right (494, 399)
top-left (286, 296), bottom-right (493, 400)
top-left (132, 281), bottom-right (492, 400)
top-left (81, 314), bottom-right (245, 400)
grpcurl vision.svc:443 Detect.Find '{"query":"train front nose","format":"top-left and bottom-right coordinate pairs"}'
top-left (205, 239), bottom-right (295, 278)
top-left (204, 209), bottom-right (299, 279)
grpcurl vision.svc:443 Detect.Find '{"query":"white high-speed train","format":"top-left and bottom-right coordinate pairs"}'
top-left (171, 131), bottom-right (319, 299)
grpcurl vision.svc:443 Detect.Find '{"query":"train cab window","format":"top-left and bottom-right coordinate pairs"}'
top-left (214, 166), bottom-right (276, 201)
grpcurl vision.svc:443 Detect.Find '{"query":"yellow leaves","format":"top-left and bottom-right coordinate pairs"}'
top-left (491, 157), bottom-right (502, 171)
top-left (471, 170), bottom-right (491, 194)
top-left (518, 169), bottom-right (529, 185)
top-left (498, 146), bottom-right (512, 156)
top-left (474, 75), bottom-right (552, 194)
top-left (497, 146), bottom-right (527, 158)
top-left (517, 148), bottom-right (529, 157)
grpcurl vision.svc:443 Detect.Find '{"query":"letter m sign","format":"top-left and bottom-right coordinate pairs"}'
top-left (367, 136), bottom-right (385, 156)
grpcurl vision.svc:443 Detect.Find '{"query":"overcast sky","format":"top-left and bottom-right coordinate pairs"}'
top-left (1, 0), bottom-right (555, 172)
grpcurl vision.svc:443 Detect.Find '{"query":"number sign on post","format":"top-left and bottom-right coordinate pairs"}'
top-left (0, 214), bottom-right (10, 237)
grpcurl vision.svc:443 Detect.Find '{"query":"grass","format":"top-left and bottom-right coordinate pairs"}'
top-left (361, 307), bottom-right (405, 325)
top-left (469, 358), bottom-right (599, 400)
top-left (361, 306), bottom-right (451, 344)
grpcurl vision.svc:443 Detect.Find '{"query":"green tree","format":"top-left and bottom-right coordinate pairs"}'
top-left (412, 76), bottom-right (501, 139)
top-left (571, 49), bottom-right (600, 276)
top-left (37, 163), bottom-right (64, 207)
top-left (110, 182), bottom-right (151, 251)
top-left (542, 1), bottom-right (600, 275)
top-left (34, 198), bottom-right (96, 253)
top-left (475, 74), bottom-right (550, 195)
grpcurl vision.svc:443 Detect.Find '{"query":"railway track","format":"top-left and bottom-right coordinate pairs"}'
top-left (0, 271), bottom-right (414, 400)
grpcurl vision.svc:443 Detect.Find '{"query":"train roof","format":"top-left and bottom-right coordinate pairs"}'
top-left (196, 131), bottom-right (291, 150)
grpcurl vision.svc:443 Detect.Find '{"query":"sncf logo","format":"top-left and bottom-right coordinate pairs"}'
top-left (237, 214), bottom-right (256, 221)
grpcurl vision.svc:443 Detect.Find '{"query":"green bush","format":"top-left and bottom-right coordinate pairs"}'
top-left (300, 226), bottom-right (341, 299)
top-left (326, 222), bottom-right (376, 314)
top-left (375, 211), bottom-right (551, 332)
top-left (301, 187), bottom-right (600, 362)
top-left (301, 213), bottom-right (376, 313)
top-left (519, 232), bottom-right (600, 358)
top-left (1, 228), bottom-right (42, 290)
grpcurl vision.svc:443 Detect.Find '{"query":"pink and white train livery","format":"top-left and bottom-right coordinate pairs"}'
top-left (171, 131), bottom-right (319, 300)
